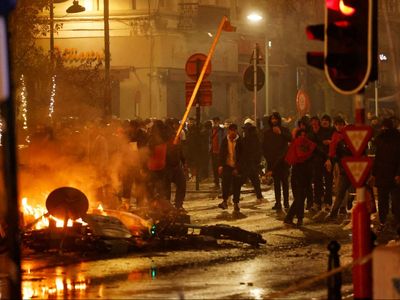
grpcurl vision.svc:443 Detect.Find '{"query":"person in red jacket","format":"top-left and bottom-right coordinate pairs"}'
top-left (283, 129), bottom-right (316, 226)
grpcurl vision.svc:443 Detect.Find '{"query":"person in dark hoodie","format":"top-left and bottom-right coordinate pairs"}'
top-left (262, 112), bottom-right (292, 210)
top-left (371, 118), bottom-right (400, 231)
top-left (241, 118), bottom-right (264, 201)
top-left (165, 118), bottom-right (187, 212)
top-left (308, 115), bottom-right (332, 211)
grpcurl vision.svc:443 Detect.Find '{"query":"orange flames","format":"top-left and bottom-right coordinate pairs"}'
top-left (21, 197), bottom-right (87, 230)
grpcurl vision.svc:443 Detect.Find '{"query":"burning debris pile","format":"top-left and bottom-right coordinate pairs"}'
top-left (22, 187), bottom-right (266, 255)
top-left (22, 187), bottom-right (151, 254)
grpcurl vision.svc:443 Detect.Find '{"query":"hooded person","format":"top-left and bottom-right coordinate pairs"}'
top-left (371, 118), bottom-right (400, 231)
top-left (241, 119), bottom-right (264, 201)
top-left (284, 129), bottom-right (317, 226)
top-left (324, 116), bottom-right (353, 222)
top-left (262, 112), bottom-right (292, 210)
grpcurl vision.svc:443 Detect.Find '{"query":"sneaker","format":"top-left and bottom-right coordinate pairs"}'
top-left (312, 210), bottom-right (329, 222)
top-left (324, 213), bottom-right (338, 222)
top-left (322, 204), bottom-right (332, 212)
top-left (376, 223), bottom-right (386, 232)
top-left (218, 201), bottom-right (228, 210)
top-left (310, 203), bottom-right (321, 212)
top-left (176, 207), bottom-right (187, 214)
top-left (256, 197), bottom-right (265, 204)
top-left (233, 203), bottom-right (240, 212)
top-left (272, 203), bottom-right (282, 210)
top-left (283, 219), bottom-right (296, 227)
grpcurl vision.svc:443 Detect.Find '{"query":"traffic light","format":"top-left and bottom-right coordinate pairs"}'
top-left (325, 0), bottom-right (377, 95)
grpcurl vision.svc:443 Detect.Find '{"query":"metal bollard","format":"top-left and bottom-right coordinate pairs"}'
top-left (327, 240), bottom-right (342, 300)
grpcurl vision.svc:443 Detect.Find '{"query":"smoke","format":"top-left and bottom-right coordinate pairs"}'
top-left (17, 119), bottom-right (146, 212)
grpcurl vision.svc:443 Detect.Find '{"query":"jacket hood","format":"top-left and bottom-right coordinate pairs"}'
top-left (268, 112), bottom-right (282, 127)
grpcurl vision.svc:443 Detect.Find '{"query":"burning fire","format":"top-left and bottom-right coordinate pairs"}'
top-left (21, 197), bottom-right (87, 230)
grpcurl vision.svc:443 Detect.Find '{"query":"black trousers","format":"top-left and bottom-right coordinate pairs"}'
top-left (147, 169), bottom-right (168, 201)
top-left (166, 166), bottom-right (187, 208)
top-left (377, 185), bottom-right (400, 225)
top-left (121, 166), bottom-right (135, 199)
top-left (222, 166), bottom-right (242, 203)
top-left (211, 153), bottom-right (220, 186)
top-left (330, 172), bottom-right (352, 217)
top-left (311, 158), bottom-right (333, 206)
top-left (286, 162), bottom-right (312, 221)
top-left (272, 163), bottom-right (289, 207)
top-left (242, 167), bottom-right (263, 199)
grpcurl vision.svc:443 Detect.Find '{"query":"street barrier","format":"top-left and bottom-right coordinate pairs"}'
top-left (266, 250), bottom-right (372, 299)
top-left (327, 240), bottom-right (342, 300)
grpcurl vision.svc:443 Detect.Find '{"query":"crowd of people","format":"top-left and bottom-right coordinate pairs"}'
top-left (19, 111), bottom-right (400, 232)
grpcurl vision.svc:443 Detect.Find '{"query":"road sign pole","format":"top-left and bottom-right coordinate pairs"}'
top-left (351, 92), bottom-right (372, 299)
top-left (253, 44), bottom-right (257, 121)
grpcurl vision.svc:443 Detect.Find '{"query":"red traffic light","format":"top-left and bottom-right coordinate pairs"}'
top-left (325, 0), bottom-right (376, 95)
top-left (326, 0), bottom-right (355, 15)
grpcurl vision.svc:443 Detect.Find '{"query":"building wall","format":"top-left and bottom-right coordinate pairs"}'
top-left (44, 0), bottom-right (241, 120)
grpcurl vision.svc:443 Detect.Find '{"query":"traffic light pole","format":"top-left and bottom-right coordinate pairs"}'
top-left (264, 41), bottom-right (269, 116)
top-left (253, 44), bottom-right (257, 121)
top-left (0, 7), bottom-right (22, 300)
top-left (352, 92), bottom-right (372, 299)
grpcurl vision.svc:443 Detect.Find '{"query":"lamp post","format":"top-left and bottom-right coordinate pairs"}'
top-left (103, 0), bottom-right (111, 118)
top-left (50, 1), bottom-right (70, 64)
top-left (66, 0), bottom-right (111, 119)
top-left (246, 12), bottom-right (269, 119)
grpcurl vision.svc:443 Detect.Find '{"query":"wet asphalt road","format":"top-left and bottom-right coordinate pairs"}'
top-left (22, 181), bottom-right (392, 299)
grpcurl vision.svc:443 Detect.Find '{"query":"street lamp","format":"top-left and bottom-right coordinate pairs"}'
top-left (247, 12), bottom-right (263, 23)
top-left (66, 0), bottom-right (85, 13)
top-left (246, 12), bottom-right (269, 120)
top-left (66, 0), bottom-right (111, 118)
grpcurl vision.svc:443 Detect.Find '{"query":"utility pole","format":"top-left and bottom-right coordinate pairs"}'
top-left (264, 41), bottom-right (269, 116)
top-left (104, 0), bottom-right (111, 119)
top-left (253, 44), bottom-right (258, 121)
